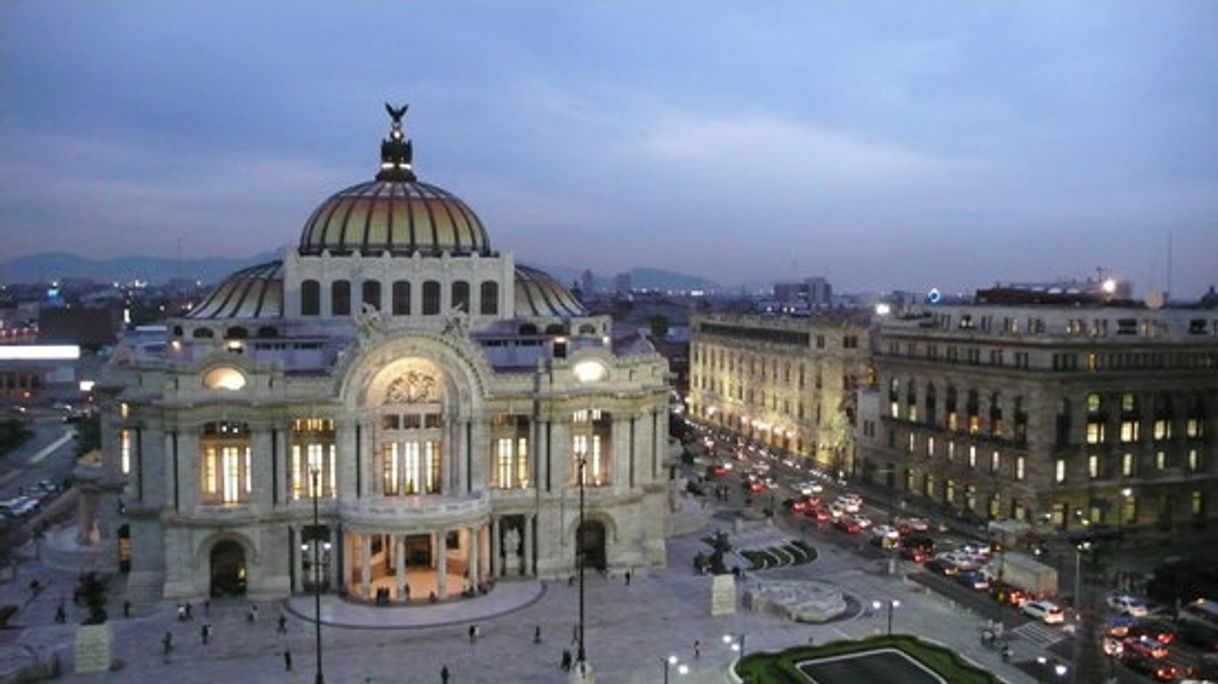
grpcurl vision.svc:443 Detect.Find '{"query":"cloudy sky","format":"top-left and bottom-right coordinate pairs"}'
top-left (1, 1), bottom-right (1215, 295)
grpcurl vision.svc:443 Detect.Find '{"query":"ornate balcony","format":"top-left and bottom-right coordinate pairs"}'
top-left (337, 491), bottom-right (489, 529)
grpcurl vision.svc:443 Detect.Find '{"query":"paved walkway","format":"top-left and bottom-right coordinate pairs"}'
top-left (4, 493), bottom-right (1042, 684)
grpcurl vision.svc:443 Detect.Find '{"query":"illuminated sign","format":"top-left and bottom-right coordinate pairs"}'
top-left (0, 345), bottom-right (81, 361)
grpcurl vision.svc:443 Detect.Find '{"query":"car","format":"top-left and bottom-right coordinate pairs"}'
top-left (1124, 636), bottom-right (1170, 660)
top-left (955, 571), bottom-right (991, 590)
top-left (832, 517), bottom-right (861, 534)
top-left (1124, 656), bottom-right (1182, 682)
top-left (852, 514), bottom-right (873, 529)
top-left (894, 516), bottom-right (929, 533)
top-left (924, 558), bottom-right (960, 576)
top-left (1126, 621), bottom-right (1176, 646)
top-left (806, 506), bottom-right (831, 522)
top-left (992, 584), bottom-right (1031, 607)
top-left (1107, 594), bottom-right (1150, 617)
top-left (798, 481), bottom-right (824, 495)
top-left (35, 479), bottom-right (61, 494)
top-left (901, 536), bottom-right (935, 553)
top-left (1102, 636), bottom-right (1125, 657)
top-left (748, 481), bottom-right (765, 493)
top-left (1022, 600), bottom-right (1066, 624)
top-left (900, 546), bottom-right (931, 563)
top-left (828, 502), bottom-right (848, 519)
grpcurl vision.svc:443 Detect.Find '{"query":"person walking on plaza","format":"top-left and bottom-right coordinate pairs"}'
top-left (440, 665), bottom-right (450, 683)
top-left (534, 624), bottom-right (542, 644)
top-left (123, 600), bottom-right (131, 618)
top-left (694, 640), bottom-right (700, 659)
top-left (277, 614), bottom-right (287, 634)
top-left (283, 648), bottom-right (292, 671)
top-left (624, 568), bottom-right (632, 585)
top-left (468, 624), bottom-right (476, 642)
top-left (200, 623), bottom-right (211, 645)
top-left (54, 603), bottom-right (66, 624)
top-left (161, 631), bottom-right (173, 654)
top-left (560, 649), bottom-right (572, 671)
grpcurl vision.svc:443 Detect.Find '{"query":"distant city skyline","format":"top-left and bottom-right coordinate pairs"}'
top-left (2, 1), bottom-right (1216, 297)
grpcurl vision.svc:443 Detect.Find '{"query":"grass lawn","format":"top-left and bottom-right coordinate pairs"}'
top-left (733, 634), bottom-right (1001, 684)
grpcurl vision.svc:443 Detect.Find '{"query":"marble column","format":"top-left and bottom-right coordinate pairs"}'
top-left (479, 523), bottom-right (490, 580)
top-left (436, 530), bottom-right (448, 599)
top-left (394, 534), bottom-right (406, 600)
top-left (522, 515), bottom-right (534, 576)
top-left (178, 429), bottom-right (200, 513)
top-left (293, 527), bottom-right (303, 593)
top-left (468, 526), bottom-right (480, 586)
top-left (360, 533), bottom-right (372, 599)
top-left (343, 531), bottom-right (355, 595)
top-left (490, 517), bottom-right (500, 578)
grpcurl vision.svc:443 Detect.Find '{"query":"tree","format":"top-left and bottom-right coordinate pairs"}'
top-left (649, 314), bottom-right (670, 339)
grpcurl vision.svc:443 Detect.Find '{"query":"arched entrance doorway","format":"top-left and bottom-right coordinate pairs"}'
top-left (576, 520), bottom-right (606, 572)
top-left (210, 540), bottom-right (247, 597)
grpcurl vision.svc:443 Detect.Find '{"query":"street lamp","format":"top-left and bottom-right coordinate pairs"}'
top-left (575, 452), bottom-right (588, 672)
top-left (1073, 541), bottom-right (1091, 622)
top-left (1119, 488), bottom-right (1133, 538)
top-left (309, 466), bottom-right (326, 684)
top-left (873, 598), bottom-right (901, 635)
top-left (661, 654), bottom-right (689, 683)
top-left (722, 632), bottom-right (746, 656)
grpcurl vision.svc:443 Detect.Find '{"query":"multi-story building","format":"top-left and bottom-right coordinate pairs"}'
top-left (856, 301), bottom-right (1218, 532)
top-left (688, 312), bottom-right (870, 470)
top-left (97, 108), bottom-right (671, 603)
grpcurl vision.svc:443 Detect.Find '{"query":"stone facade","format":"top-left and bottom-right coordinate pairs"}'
top-left (856, 303), bottom-right (1218, 532)
top-left (687, 312), bottom-right (871, 471)
top-left (98, 113), bottom-right (671, 604)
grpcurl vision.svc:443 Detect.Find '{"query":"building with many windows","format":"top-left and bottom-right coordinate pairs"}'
top-left (98, 108), bottom-right (671, 603)
top-left (688, 312), bottom-right (870, 471)
top-left (855, 301), bottom-right (1218, 532)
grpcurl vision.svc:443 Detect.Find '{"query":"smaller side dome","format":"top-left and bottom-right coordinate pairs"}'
top-left (515, 265), bottom-right (586, 318)
top-left (187, 261), bottom-right (284, 320)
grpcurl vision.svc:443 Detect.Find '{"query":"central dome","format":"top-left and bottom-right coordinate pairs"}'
top-left (298, 103), bottom-right (491, 257)
top-left (298, 180), bottom-right (490, 256)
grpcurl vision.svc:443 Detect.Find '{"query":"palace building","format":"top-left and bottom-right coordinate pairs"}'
top-left (856, 300), bottom-right (1218, 532)
top-left (98, 107), bottom-right (672, 603)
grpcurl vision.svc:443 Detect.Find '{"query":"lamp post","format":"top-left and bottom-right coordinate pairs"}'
top-left (722, 632), bottom-right (746, 656)
top-left (309, 466), bottom-right (326, 684)
top-left (1073, 541), bottom-right (1090, 623)
top-left (872, 598), bottom-right (901, 635)
top-left (661, 654), bottom-right (689, 683)
top-left (575, 452), bottom-right (588, 671)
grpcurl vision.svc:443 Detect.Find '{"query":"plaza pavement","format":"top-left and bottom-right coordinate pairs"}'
top-left (4, 497), bottom-right (1042, 684)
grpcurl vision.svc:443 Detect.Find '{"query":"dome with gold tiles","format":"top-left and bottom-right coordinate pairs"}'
top-left (297, 104), bottom-right (491, 257)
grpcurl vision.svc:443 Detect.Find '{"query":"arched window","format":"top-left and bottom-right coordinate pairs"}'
top-left (192, 327), bottom-right (215, 339)
top-left (392, 281), bottom-right (411, 315)
top-left (422, 281), bottom-right (441, 315)
top-left (331, 280), bottom-right (351, 316)
top-left (224, 326), bottom-right (248, 340)
top-left (480, 281), bottom-right (499, 316)
top-left (518, 323), bottom-right (538, 335)
top-left (545, 323), bottom-right (565, 335)
top-left (926, 384), bottom-right (938, 425)
top-left (256, 326), bottom-right (278, 338)
top-left (301, 279), bottom-right (320, 316)
top-left (171, 326), bottom-right (184, 337)
top-left (362, 280), bottom-right (382, 311)
top-left (451, 281), bottom-right (470, 314)
top-left (1086, 393), bottom-right (1102, 414)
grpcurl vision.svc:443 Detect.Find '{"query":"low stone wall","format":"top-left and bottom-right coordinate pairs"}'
top-left (744, 580), bottom-right (847, 623)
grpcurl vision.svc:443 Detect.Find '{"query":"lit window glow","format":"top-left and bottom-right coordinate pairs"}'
top-left (203, 367), bottom-right (247, 391)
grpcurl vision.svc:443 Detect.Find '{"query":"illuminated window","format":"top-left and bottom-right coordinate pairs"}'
top-left (926, 436), bottom-right (935, 457)
top-left (1154, 419), bottom-right (1172, 440)
top-left (404, 442), bottom-right (421, 494)
top-left (1088, 455), bottom-right (1099, 479)
top-left (1055, 459), bottom-right (1066, 483)
top-left (1120, 420), bottom-right (1140, 443)
top-left (1121, 393), bottom-right (1137, 413)
top-left (1015, 456), bottom-right (1025, 481)
top-left (1122, 453), bottom-right (1134, 477)
top-left (200, 422), bottom-right (250, 505)
top-left (1192, 491), bottom-right (1205, 517)
top-left (203, 366), bottom-right (247, 391)
top-left (222, 447), bottom-right (243, 503)
top-left (1086, 421), bottom-right (1106, 444)
top-left (496, 438), bottom-right (514, 487)
top-left (907, 433), bottom-right (915, 453)
top-left (120, 429), bottom-right (131, 475)
top-left (382, 444), bottom-right (400, 495)
top-left (291, 419), bottom-right (336, 499)
top-left (1155, 451), bottom-right (1166, 470)
top-left (425, 441), bottom-right (440, 492)
top-left (573, 434), bottom-right (588, 482)
top-left (946, 441), bottom-right (955, 461)
top-left (204, 448), bottom-right (217, 495)
top-left (516, 437), bottom-right (529, 487)
top-left (968, 446), bottom-right (977, 469)
top-left (120, 402), bottom-right (129, 420)
top-left (1086, 393), bottom-right (1102, 413)
top-left (1186, 418), bottom-right (1203, 438)
top-left (1189, 449), bottom-right (1200, 471)
top-left (990, 450), bottom-right (1000, 473)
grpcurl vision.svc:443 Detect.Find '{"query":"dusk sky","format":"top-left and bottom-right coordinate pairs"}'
top-left (1, 1), bottom-right (1215, 295)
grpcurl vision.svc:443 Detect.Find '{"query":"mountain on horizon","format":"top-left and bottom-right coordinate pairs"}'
top-left (0, 251), bottom-right (283, 286)
top-left (1, 252), bottom-right (723, 293)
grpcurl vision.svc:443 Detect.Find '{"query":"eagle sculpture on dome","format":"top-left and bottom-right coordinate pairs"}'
top-left (385, 103), bottom-right (409, 125)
